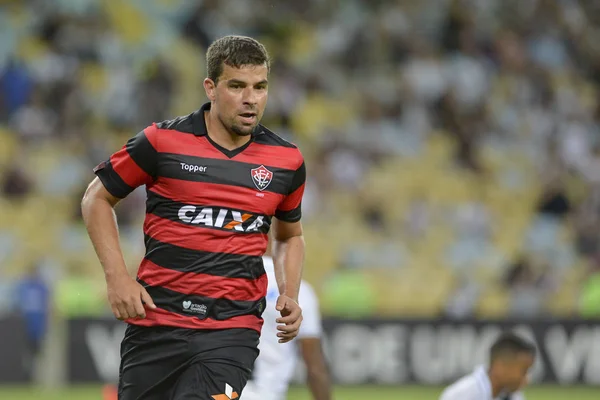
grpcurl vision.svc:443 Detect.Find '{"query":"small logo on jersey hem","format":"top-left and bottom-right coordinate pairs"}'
top-left (251, 165), bottom-right (273, 191)
top-left (182, 300), bottom-right (207, 315)
top-left (211, 383), bottom-right (238, 400)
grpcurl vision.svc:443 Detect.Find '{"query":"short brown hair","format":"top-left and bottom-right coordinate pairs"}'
top-left (206, 35), bottom-right (270, 83)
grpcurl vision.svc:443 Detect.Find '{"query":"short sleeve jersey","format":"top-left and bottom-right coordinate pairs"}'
top-left (93, 102), bottom-right (306, 332)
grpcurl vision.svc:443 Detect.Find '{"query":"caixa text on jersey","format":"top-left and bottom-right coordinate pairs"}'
top-left (177, 206), bottom-right (268, 232)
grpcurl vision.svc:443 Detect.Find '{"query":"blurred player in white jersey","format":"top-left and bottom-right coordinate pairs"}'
top-left (242, 254), bottom-right (332, 400)
top-left (440, 332), bottom-right (536, 400)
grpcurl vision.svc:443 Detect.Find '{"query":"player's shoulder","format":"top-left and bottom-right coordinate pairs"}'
top-left (255, 125), bottom-right (299, 150)
top-left (439, 374), bottom-right (479, 400)
top-left (139, 112), bottom-right (197, 148)
top-left (153, 112), bottom-right (196, 134)
top-left (255, 125), bottom-right (304, 164)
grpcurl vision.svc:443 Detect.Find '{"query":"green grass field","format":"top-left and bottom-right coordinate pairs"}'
top-left (0, 385), bottom-right (598, 399)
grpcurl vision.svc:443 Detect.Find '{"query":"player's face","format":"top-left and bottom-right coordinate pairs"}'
top-left (204, 63), bottom-right (269, 137)
top-left (500, 353), bottom-right (534, 392)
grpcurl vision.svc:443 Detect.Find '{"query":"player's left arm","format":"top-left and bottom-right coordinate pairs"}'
top-left (272, 156), bottom-right (306, 343)
top-left (272, 219), bottom-right (304, 304)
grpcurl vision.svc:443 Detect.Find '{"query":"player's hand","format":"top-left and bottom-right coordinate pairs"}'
top-left (275, 295), bottom-right (303, 343)
top-left (106, 272), bottom-right (156, 320)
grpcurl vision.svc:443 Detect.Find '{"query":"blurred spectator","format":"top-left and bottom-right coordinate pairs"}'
top-left (444, 277), bottom-right (480, 319)
top-left (574, 218), bottom-right (600, 258)
top-left (504, 256), bottom-right (551, 317)
top-left (1, 162), bottom-right (34, 201)
top-left (1, 0), bottom-right (600, 321)
top-left (536, 181), bottom-right (571, 220)
top-left (453, 190), bottom-right (492, 241)
top-left (135, 58), bottom-right (175, 126)
top-left (361, 201), bottom-right (387, 234)
top-left (323, 143), bottom-right (368, 191)
top-left (9, 86), bottom-right (58, 141)
top-left (577, 144), bottom-right (600, 185)
top-left (402, 39), bottom-right (446, 105)
top-left (0, 59), bottom-right (33, 118)
top-left (14, 262), bottom-right (50, 380)
top-left (181, 2), bottom-right (215, 49)
top-left (435, 92), bottom-right (485, 173)
top-left (404, 194), bottom-right (431, 240)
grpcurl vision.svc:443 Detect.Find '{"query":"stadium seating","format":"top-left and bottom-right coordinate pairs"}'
top-left (0, 0), bottom-right (595, 319)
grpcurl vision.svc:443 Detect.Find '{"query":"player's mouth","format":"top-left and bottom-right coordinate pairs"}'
top-left (239, 112), bottom-right (257, 124)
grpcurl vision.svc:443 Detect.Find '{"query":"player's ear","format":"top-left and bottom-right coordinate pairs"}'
top-left (203, 78), bottom-right (217, 101)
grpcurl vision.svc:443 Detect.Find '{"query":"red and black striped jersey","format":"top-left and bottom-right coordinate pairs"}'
top-left (93, 102), bottom-right (306, 333)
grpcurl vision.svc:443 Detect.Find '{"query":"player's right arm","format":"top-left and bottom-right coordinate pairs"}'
top-left (81, 126), bottom-right (159, 320)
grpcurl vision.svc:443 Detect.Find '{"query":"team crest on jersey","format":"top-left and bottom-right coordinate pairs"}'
top-left (251, 165), bottom-right (273, 191)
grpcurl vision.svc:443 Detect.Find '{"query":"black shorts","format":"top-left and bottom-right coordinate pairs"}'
top-left (118, 324), bottom-right (260, 400)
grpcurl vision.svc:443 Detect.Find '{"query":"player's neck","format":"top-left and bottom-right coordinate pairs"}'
top-left (205, 110), bottom-right (252, 150)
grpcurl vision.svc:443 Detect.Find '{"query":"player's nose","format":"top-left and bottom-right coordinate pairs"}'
top-left (242, 87), bottom-right (259, 105)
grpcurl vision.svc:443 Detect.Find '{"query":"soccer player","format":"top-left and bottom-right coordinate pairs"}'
top-left (439, 332), bottom-right (536, 400)
top-left (241, 248), bottom-right (331, 400)
top-left (81, 35), bottom-right (306, 400)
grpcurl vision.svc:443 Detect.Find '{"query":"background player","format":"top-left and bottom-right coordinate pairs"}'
top-left (440, 332), bottom-right (536, 400)
top-left (81, 35), bottom-right (306, 399)
top-left (242, 243), bottom-right (332, 400)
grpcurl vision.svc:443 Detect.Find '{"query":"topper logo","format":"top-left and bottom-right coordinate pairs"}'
top-left (180, 162), bottom-right (207, 173)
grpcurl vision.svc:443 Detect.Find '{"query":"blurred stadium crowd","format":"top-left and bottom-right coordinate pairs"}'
top-left (2, 0), bottom-right (600, 322)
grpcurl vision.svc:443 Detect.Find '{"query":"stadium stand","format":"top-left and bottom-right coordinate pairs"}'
top-left (1, 0), bottom-right (600, 320)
